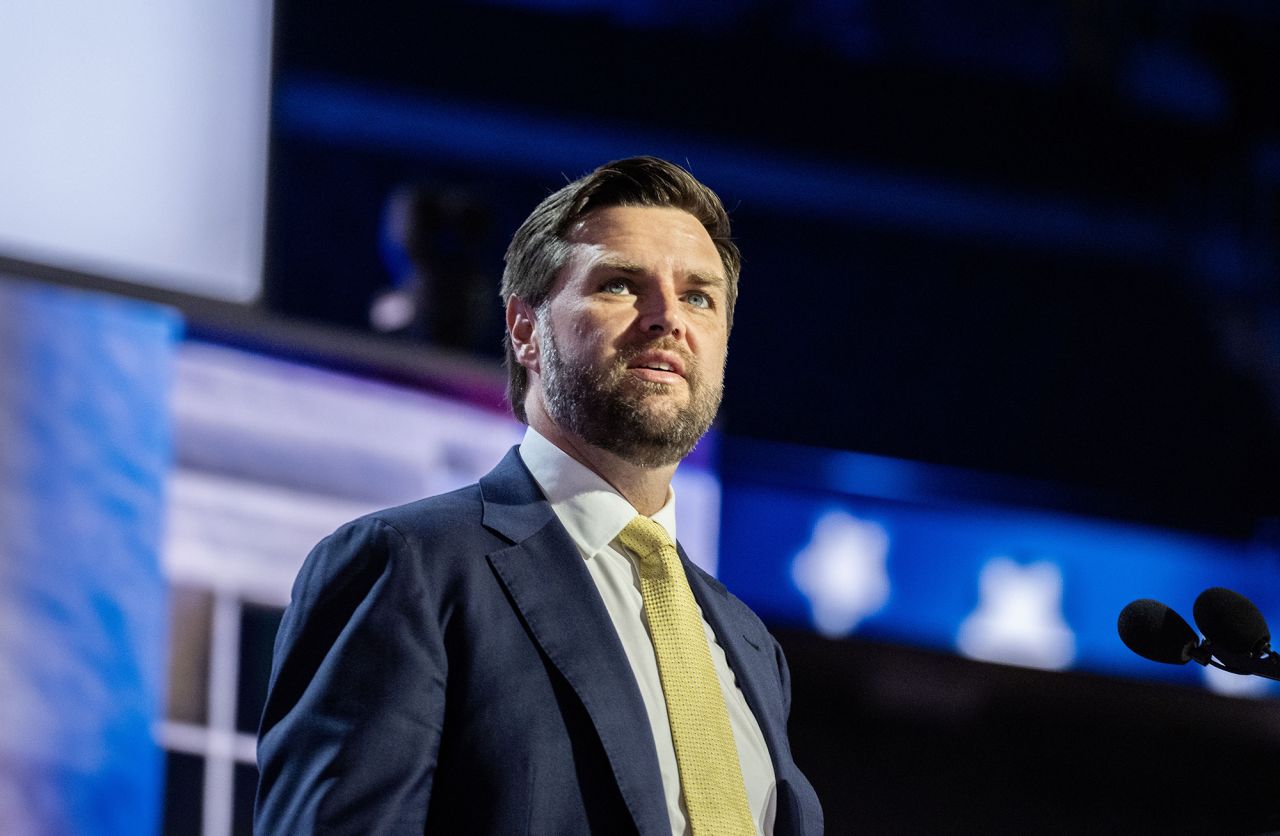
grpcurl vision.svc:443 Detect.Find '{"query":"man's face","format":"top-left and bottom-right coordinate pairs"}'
top-left (535, 205), bottom-right (730, 467)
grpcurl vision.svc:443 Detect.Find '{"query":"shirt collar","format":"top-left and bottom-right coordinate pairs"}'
top-left (519, 426), bottom-right (678, 559)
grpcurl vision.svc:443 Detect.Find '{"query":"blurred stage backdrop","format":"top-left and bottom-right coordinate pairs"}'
top-left (3, 0), bottom-right (1280, 833)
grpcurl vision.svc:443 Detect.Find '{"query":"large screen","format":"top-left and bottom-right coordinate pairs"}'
top-left (0, 1), bottom-right (273, 302)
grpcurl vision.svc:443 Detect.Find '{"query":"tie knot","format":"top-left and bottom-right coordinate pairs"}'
top-left (617, 515), bottom-right (675, 566)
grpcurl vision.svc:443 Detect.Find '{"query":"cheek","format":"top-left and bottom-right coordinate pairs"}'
top-left (709, 348), bottom-right (729, 380)
top-left (692, 329), bottom-right (729, 370)
top-left (587, 317), bottom-right (636, 352)
top-left (564, 323), bottom-right (615, 363)
top-left (563, 303), bottom-right (617, 342)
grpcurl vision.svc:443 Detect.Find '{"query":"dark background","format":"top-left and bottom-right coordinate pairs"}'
top-left (266, 0), bottom-right (1280, 537)
top-left (257, 1), bottom-right (1280, 831)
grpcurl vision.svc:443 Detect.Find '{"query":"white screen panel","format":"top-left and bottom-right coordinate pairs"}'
top-left (0, 1), bottom-right (273, 301)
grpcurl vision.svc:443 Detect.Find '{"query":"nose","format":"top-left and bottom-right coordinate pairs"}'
top-left (638, 286), bottom-right (682, 338)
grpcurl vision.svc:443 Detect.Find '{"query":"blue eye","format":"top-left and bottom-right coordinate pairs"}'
top-left (686, 291), bottom-right (711, 309)
top-left (601, 279), bottom-right (630, 295)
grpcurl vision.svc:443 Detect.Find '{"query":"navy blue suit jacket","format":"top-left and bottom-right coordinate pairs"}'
top-left (256, 448), bottom-right (823, 834)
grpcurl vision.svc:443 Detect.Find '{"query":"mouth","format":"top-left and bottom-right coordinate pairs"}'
top-left (626, 351), bottom-right (687, 384)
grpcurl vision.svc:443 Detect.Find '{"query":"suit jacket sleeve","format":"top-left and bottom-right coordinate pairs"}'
top-left (255, 515), bottom-right (443, 834)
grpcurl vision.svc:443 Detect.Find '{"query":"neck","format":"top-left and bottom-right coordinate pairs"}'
top-left (527, 408), bottom-right (676, 517)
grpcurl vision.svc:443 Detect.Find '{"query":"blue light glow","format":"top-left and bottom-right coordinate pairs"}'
top-left (0, 278), bottom-right (178, 833)
top-left (718, 438), bottom-right (1279, 694)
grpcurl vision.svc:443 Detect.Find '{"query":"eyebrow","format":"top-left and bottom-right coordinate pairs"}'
top-left (593, 257), bottom-right (727, 290)
top-left (592, 258), bottom-right (646, 275)
top-left (685, 272), bottom-right (728, 290)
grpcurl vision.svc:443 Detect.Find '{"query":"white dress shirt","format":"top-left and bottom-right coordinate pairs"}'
top-left (519, 428), bottom-right (777, 836)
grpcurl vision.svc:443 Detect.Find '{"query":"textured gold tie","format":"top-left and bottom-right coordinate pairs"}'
top-left (617, 515), bottom-right (756, 835)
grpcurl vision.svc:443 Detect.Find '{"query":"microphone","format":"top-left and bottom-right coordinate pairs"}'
top-left (1117, 599), bottom-right (1208, 665)
top-left (1118, 589), bottom-right (1280, 682)
top-left (1193, 587), bottom-right (1271, 657)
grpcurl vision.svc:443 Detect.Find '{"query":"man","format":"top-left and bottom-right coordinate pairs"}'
top-left (255, 157), bottom-right (824, 834)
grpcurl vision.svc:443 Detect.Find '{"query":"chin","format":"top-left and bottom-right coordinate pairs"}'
top-left (631, 387), bottom-right (689, 411)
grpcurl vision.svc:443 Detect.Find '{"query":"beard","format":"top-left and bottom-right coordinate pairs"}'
top-left (539, 318), bottom-right (724, 468)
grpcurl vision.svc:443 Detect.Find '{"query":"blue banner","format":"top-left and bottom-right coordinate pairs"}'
top-left (0, 279), bottom-right (179, 835)
top-left (718, 438), bottom-right (1280, 697)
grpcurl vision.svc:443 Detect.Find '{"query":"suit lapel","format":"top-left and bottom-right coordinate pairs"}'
top-left (681, 546), bottom-right (812, 835)
top-left (679, 546), bottom-right (776, 740)
top-left (479, 449), bottom-right (811, 835)
top-left (480, 450), bottom-right (670, 836)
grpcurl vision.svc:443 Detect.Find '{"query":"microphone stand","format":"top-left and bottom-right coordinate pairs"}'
top-left (1191, 641), bottom-right (1280, 682)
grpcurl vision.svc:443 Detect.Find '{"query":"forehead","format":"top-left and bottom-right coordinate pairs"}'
top-left (563, 205), bottom-right (724, 277)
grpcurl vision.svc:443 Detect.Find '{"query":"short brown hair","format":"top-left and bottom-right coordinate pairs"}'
top-left (501, 156), bottom-right (740, 422)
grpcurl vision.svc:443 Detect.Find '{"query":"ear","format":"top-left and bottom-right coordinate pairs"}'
top-left (506, 296), bottom-right (541, 375)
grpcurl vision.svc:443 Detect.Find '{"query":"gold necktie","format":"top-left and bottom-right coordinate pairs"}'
top-left (617, 515), bottom-right (756, 835)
